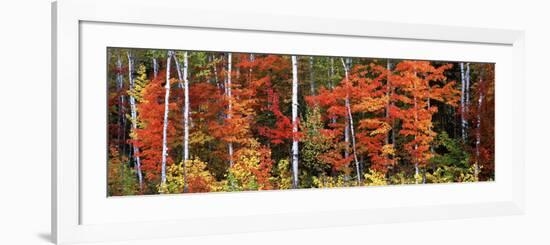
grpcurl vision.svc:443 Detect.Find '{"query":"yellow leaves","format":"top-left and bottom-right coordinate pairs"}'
top-left (189, 131), bottom-right (214, 146)
top-left (225, 144), bottom-right (273, 191)
top-left (353, 96), bottom-right (387, 113)
top-left (128, 64), bottom-right (149, 103)
top-left (370, 121), bottom-right (391, 136)
top-left (276, 159), bottom-right (292, 190)
top-left (358, 119), bottom-right (391, 136)
top-left (312, 175), bottom-right (354, 188)
top-left (363, 169), bottom-right (387, 186)
top-left (381, 144), bottom-right (396, 157)
top-left (230, 148), bottom-right (261, 184)
top-left (158, 158), bottom-right (216, 194)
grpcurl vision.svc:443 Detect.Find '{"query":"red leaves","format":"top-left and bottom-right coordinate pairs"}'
top-left (132, 72), bottom-right (177, 182)
top-left (391, 61), bottom-right (458, 167)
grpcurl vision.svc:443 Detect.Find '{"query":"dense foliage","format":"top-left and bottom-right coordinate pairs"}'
top-left (107, 48), bottom-right (494, 196)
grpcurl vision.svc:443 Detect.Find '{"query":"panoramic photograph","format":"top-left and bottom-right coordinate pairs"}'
top-left (107, 47), bottom-right (495, 196)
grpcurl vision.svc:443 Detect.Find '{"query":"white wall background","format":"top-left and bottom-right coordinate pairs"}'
top-left (0, 0), bottom-right (548, 244)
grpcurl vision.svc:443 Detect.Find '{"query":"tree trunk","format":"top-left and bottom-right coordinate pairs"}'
top-left (341, 58), bottom-right (361, 184)
top-left (126, 52), bottom-right (143, 190)
top-left (475, 77), bottom-right (483, 181)
top-left (460, 62), bottom-right (467, 142)
top-left (173, 52), bottom-right (190, 192)
top-left (183, 52), bottom-right (190, 163)
top-left (227, 53), bottom-right (234, 167)
top-left (116, 56), bottom-right (126, 157)
top-left (309, 56), bottom-right (315, 96)
top-left (153, 57), bottom-right (159, 79)
top-left (291, 55), bottom-right (299, 188)
top-left (173, 53), bottom-right (190, 162)
top-left (160, 51), bottom-right (174, 185)
top-left (212, 55), bottom-right (220, 89)
top-left (116, 55), bottom-right (127, 180)
top-left (249, 54), bottom-right (254, 83)
top-left (329, 58), bottom-right (336, 125)
top-left (413, 72), bottom-right (419, 184)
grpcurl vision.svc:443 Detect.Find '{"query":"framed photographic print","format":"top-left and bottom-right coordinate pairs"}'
top-left (52, 0), bottom-right (525, 244)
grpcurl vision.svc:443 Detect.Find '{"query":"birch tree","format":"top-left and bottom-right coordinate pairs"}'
top-left (126, 51), bottom-right (143, 189)
top-left (160, 51), bottom-right (174, 185)
top-left (116, 55), bottom-right (126, 159)
top-left (173, 52), bottom-right (190, 162)
top-left (173, 51), bottom-right (190, 192)
top-left (153, 57), bottom-right (159, 79)
top-left (227, 53), bottom-right (234, 166)
top-left (460, 62), bottom-right (467, 142)
top-left (341, 58), bottom-right (361, 184)
top-left (291, 55), bottom-right (299, 188)
top-left (474, 76), bottom-right (483, 181)
top-left (182, 52), bottom-right (190, 163)
top-left (309, 56), bottom-right (316, 96)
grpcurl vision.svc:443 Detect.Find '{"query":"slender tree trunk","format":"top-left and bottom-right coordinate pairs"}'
top-left (424, 72), bottom-right (437, 184)
top-left (116, 55), bottom-right (127, 180)
top-left (173, 53), bottom-right (190, 162)
top-left (153, 57), bottom-right (159, 79)
top-left (212, 55), bottom-right (221, 89)
top-left (413, 72), bottom-right (419, 184)
top-left (291, 55), bottom-right (299, 188)
top-left (309, 56), bottom-right (315, 96)
top-left (116, 56), bottom-right (126, 156)
top-left (227, 53), bottom-right (234, 167)
top-left (173, 52), bottom-right (190, 192)
top-left (329, 58), bottom-right (336, 125)
top-left (183, 52), bottom-right (190, 163)
top-left (127, 52), bottom-right (143, 190)
top-left (460, 62), bottom-right (467, 142)
top-left (160, 51), bottom-right (174, 185)
top-left (249, 54), bottom-right (254, 83)
top-left (475, 77), bottom-right (483, 181)
top-left (341, 58), bottom-right (361, 184)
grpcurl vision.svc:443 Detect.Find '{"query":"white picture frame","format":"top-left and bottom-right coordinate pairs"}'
top-left (52, 0), bottom-right (525, 244)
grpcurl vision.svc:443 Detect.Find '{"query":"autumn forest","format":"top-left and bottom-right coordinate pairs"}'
top-left (107, 48), bottom-right (494, 196)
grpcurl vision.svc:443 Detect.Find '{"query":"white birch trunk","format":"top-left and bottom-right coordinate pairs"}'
top-left (413, 72), bottom-right (419, 184)
top-left (475, 77), bottom-right (483, 181)
top-left (116, 55), bottom-right (126, 156)
top-left (309, 56), bottom-right (315, 96)
top-left (127, 52), bottom-right (143, 189)
top-left (183, 52), bottom-right (190, 162)
top-left (249, 54), bottom-right (254, 83)
top-left (153, 58), bottom-right (159, 79)
top-left (227, 53), bottom-right (234, 167)
top-left (341, 58), bottom-right (361, 184)
top-left (116, 55), bottom-right (127, 180)
top-left (329, 58), bottom-right (336, 125)
top-left (173, 53), bottom-right (190, 162)
top-left (212, 55), bottom-right (220, 89)
top-left (291, 55), bottom-right (299, 188)
top-left (173, 52), bottom-right (190, 192)
top-left (160, 51), bottom-right (173, 185)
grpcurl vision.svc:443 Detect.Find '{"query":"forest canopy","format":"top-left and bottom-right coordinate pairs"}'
top-left (107, 48), bottom-right (495, 196)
